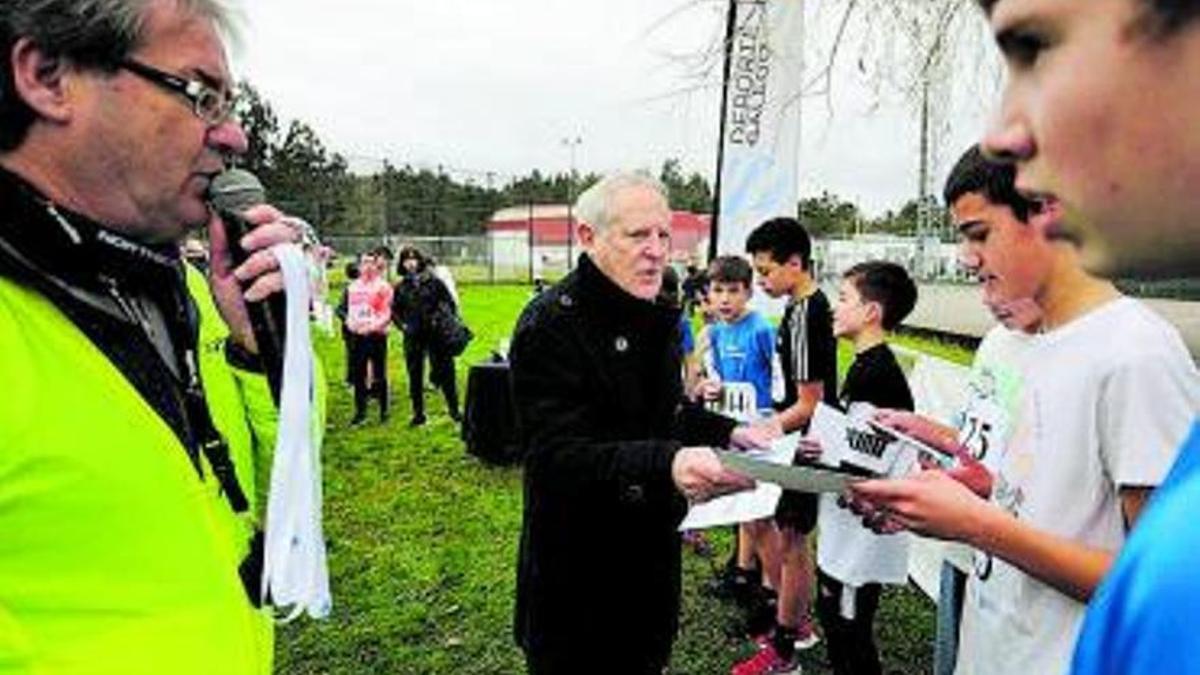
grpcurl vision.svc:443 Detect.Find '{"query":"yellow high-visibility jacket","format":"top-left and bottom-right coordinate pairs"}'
top-left (0, 265), bottom-right (288, 674)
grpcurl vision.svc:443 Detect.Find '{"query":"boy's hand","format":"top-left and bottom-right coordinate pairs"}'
top-left (729, 419), bottom-right (780, 450)
top-left (873, 409), bottom-right (994, 498)
top-left (848, 469), bottom-right (996, 542)
top-left (796, 437), bottom-right (823, 463)
top-left (693, 378), bottom-right (722, 402)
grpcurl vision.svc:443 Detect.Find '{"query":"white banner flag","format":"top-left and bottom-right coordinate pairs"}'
top-left (715, 0), bottom-right (806, 258)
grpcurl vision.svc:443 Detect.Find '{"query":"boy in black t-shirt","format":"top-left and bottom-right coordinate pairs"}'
top-left (734, 218), bottom-right (836, 675)
top-left (808, 261), bottom-right (917, 675)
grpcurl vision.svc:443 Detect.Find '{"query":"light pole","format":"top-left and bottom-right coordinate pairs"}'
top-left (562, 136), bottom-right (582, 271)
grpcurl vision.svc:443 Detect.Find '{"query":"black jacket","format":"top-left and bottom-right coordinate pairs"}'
top-left (510, 254), bottom-right (736, 667)
top-left (391, 271), bottom-right (454, 340)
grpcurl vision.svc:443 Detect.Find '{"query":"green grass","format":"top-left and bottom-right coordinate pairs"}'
top-left (278, 284), bottom-right (952, 674)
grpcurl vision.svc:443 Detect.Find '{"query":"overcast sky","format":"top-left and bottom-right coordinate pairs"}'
top-left (234, 1), bottom-right (1001, 216)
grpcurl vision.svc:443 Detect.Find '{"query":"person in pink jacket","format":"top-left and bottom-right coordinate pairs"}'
top-left (346, 252), bottom-right (394, 425)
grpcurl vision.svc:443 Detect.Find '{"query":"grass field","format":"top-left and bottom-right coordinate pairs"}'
top-left (277, 283), bottom-right (968, 674)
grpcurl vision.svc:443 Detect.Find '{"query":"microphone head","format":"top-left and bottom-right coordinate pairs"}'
top-left (208, 168), bottom-right (265, 213)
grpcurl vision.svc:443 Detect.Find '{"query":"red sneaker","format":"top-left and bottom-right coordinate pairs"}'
top-left (730, 643), bottom-right (802, 675)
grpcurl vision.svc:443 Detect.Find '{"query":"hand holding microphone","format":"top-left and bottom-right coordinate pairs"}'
top-left (206, 169), bottom-right (301, 402)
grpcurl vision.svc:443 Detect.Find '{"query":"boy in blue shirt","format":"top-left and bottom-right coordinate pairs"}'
top-left (694, 255), bottom-right (781, 639)
top-left (700, 256), bottom-right (777, 413)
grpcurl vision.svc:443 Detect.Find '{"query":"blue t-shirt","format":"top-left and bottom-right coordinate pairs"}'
top-left (709, 311), bottom-right (776, 410)
top-left (1071, 419), bottom-right (1200, 674)
top-left (679, 315), bottom-right (695, 355)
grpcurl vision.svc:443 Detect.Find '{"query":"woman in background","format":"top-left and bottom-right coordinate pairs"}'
top-left (392, 246), bottom-right (462, 427)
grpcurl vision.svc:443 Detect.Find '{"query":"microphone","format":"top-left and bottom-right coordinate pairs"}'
top-left (208, 168), bottom-right (287, 404)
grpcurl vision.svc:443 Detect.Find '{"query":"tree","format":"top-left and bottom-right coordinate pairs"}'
top-left (231, 81), bottom-right (359, 234)
top-left (659, 158), bottom-right (713, 213)
top-left (798, 191), bottom-right (862, 238)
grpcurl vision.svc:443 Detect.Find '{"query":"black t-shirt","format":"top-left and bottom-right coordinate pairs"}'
top-left (840, 343), bottom-right (914, 412)
top-left (775, 288), bottom-right (838, 416)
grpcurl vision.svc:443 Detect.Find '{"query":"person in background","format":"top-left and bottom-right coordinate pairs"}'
top-left (659, 265), bottom-right (696, 362)
top-left (346, 252), bottom-right (392, 425)
top-left (659, 264), bottom-right (710, 556)
top-left (682, 262), bottom-right (707, 318)
top-left (428, 254), bottom-right (460, 309)
top-left (733, 217), bottom-right (837, 675)
top-left (694, 255), bottom-right (781, 643)
top-left (392, 245), bottom-right (461, 427)
top-left (335, 260), bottom-right (361, 388)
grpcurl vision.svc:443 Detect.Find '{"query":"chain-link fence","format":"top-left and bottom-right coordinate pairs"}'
top-left (321, 233), bottom-right (576, 284)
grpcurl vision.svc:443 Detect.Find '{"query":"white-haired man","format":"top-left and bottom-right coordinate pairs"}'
top-left (510, 171), bottom-right (770, 674)
top-left (0, 1), bottom-right (307, 672)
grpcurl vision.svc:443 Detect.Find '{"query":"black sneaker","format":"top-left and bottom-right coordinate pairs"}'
top-left (349, 415), bottom-right (367, 427)
top-left (408, 414), bottom-right (427, 428)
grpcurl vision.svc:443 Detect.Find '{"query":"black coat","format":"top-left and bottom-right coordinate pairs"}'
top-left (510, 254), bottom-right (736, 668)
top-left (391, 271), bottom-right (453, 340)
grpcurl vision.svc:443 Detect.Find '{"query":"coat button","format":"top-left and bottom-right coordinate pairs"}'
top-left (559, 294), bottom-right (574, 308)
top-left (624, 484), bottom-right (645, 503)
top-left (615, 336), bottom-right (629, 352)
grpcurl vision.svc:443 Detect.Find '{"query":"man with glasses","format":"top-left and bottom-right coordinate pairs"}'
top-left (0, 1), bottom-right (305, 673)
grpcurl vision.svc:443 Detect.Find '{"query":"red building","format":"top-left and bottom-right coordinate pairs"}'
top-left (485, 204), bottom-right (710, 278)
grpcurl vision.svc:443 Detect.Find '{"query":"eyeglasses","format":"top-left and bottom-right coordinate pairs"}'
top-left (118, 59), bottom-right (237, 126)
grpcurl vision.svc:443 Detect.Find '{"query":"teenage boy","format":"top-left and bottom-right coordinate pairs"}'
top-left (733, 218), bottom-right (837, 675)
top-left (696, 255), bottom-right (780, 632)
top-left (851, 145), bottom-right (1200, 674)
top-left (809, 261), bottom-right (918, 675)
top-left (969, 1), bottom-right (1200, 671)
top-left (872, 146), bottom-right (1045, 675)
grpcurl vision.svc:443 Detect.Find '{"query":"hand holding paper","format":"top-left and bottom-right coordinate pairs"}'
top-left (848, 469), bottom-right (996, 541)
top-left (673, 446), bottom-right (755, 503)
top-left (871, 409), bottom-right (994, 499)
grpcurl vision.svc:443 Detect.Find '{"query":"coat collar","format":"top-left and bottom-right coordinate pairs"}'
top-left (570, 253), bottom-right (678, 333)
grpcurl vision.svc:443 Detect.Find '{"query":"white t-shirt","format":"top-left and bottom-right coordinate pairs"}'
top-left (956, 326), bottom-right (1036, 466)
top-left (939, 326), bottom-right (1037, 573)
top-left (955, 297), bottom-right (1200, 675)
top-left (818, 488), bottom-right (910, 587)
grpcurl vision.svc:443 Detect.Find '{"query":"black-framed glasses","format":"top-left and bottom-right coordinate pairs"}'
top-left (118, 59), bottom-right (236, 126)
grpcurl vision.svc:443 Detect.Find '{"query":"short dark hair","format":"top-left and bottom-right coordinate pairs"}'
top-left (745, 217), bottom-right (813, 269)
top-left (1136, 0), bottom-right (1200, 36)
top-left (0, 0), bottom-right (234, 152)
top-left (344, 261), bottom-right (360, 280)
top-left (397, 245), bottom-right (426, 274)
top-left (843, 261), bottom-right (918, 331)
top-left (708, 255), bottom-right (753, 289)
top-left (977, 0), bottom-right (1199, 36)
top-left (943, 144), bottom-right (1038, 222)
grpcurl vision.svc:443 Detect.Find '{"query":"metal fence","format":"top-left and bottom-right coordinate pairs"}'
top-left (321, 234), bottom-right (575, 284)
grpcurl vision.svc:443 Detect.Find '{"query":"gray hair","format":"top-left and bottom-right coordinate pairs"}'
top-left (0, 0), bottom-right (238, 151)
top-left (574, 170), bottom-right (669, 232)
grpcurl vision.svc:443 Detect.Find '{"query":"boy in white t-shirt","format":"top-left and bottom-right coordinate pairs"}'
top-left (855, 145), bottom-right (1200, 675)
